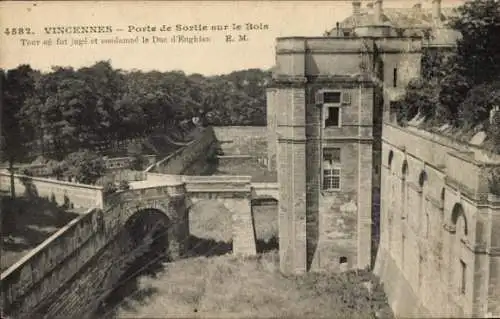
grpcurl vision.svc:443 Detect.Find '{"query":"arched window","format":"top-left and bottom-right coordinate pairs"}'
top-left (388, 150), bottom-right (394, 170)
top-left (402, 160), bottom-right (408, 178)
top-left (451, 203), bottom-right (468, 236)
top-left (418, 170), bottom-right (427, 188)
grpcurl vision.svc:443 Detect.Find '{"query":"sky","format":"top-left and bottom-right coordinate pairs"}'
top-left (0, 0), bottom-right (464, 76)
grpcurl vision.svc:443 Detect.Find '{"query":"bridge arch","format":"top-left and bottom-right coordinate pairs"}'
top-left (123, 207), bottom-right (175, 262)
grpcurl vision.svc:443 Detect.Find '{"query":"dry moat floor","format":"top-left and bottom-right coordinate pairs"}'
top-left (99, 201), bottom-right (394, 319)
top-left (1, 192), bottom-right (86, 271)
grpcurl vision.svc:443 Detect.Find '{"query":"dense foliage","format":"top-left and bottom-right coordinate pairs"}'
top-left (397, 0), bottom-right (500, 155)
top-left (1, 63), bottom-right (270, 187)
top-left (1, 63), bottom-right (270, 162)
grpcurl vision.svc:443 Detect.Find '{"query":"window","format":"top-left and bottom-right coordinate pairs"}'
top-left (324, 92), bottom-right (341, 104)
top-left (460, 260), bottom-right (467, 294)
top-left (325, 107), bottom-right (340, 127)
top-left (318, 91), bottom-right (342, 128)
top-left (339, 256), bottom-right (348, 264)
top-left (393, 68), bottom-right (398, 88)
top-left (323, 148), bottom-right (341, 191)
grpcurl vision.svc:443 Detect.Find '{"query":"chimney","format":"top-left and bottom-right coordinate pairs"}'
top-left (352, 1), bottom-right (361, 17)
top-left (432, 0), bottom-right (442, 23)
top-left (374, 0), bottom-right (383, 24)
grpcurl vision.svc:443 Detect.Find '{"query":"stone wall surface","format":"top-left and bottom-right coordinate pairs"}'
top-left (104, 154), bottom-right (157, 170)
top-left (0, 208), bottom-right (106, 318)
top-left (97, 169), bottom-right (147, 185)
top-left (376, 122), bottom-right (500, 318)
top-left (1, 184), bottom-right (189, 319)
top-left (0, 170), bottom-right (264, 319)
top-left (0, 173), bottom-right (104, 209)
top-left (149, 127), bottom-right (217, 175)
top-left (212, 126), bottom-right (267, 157)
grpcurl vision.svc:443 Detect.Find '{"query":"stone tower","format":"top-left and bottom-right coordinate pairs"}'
top-left (267, 0), bottom-right (423, 274)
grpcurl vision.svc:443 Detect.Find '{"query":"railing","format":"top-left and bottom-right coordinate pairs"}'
top-left (1, 208), bottom-right (100, 315)
top-left (0, 172), bottom-right (104, 209)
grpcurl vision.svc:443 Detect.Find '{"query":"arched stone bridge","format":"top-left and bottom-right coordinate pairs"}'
top-left (104, 173), bottom-right (279, 257)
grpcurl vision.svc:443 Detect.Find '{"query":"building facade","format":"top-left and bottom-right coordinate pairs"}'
top-left (267, 0), bottom-right (429, 274)
top-left (267, 0), bottom-right (500, 317)
top-left (378, 123), bottom-right (500, 318)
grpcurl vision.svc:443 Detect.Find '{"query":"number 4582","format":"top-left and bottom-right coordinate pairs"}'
top-left (4, 28), bottom-right (34, 36)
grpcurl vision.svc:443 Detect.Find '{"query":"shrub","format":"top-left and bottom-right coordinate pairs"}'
top-left (65, 150), bottom-right (106, 185)
top-left (119, 180), bottom-right (130, 190)
top-left (458, 81), bottom-right (500, 128)
top-left (130, 155), bottom-right (146, 171)
top-left (396, 78), bottom-right (439, 124)
top-left (488, 168), bottom-right (500, 196)
top-left (439, 71), bottom-right (472, 125)
top-left (21, 168), bottom-right (33, 176)
top-left (62, 194), bottom-right (71, 209)
top-left (488, 109), bottom-right (500, 154)
top-left (103, 181), bottom-right (118, 195)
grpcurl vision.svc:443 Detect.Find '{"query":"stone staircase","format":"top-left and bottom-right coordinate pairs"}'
top-left (231, 207), bottom-right (257, 256)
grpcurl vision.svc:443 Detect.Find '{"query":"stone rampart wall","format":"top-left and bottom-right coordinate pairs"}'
top-left (149, 127), bottom-right (216, 175)
top-left (376, 122), bottom-right (500, 318)
top-left (0, 173), bottom-right (104, 209)
top-left (212, 126), bottom-right (267, 157)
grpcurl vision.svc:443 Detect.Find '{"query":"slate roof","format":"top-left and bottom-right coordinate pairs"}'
top-left (337, 7), bottom-right (458, 29)
top-left (324, 6), bottom-right (461, 46)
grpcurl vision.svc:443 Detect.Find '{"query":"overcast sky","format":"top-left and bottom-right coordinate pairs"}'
top-left (0, 0), bottom-right (464, 75)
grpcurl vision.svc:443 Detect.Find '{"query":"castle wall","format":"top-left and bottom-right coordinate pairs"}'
top-left (376, 122), bottom-right (500, 318)
top-left (0, 172), bottom-right (104, 209)
top-left (149, 127), bottom-right (217, 175)
top-left (212, 126), bottom-right (267, 156)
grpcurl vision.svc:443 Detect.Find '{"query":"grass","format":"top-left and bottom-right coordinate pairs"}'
top-left (102, 198), bottom-right (393, 319)
top-left (1, 193), bottom-right (82, 271)
top-left (111, 252), bottom-right (393, 319)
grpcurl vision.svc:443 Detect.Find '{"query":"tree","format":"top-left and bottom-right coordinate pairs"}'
top-left (449, 0), bottom-right (500, 85)
top-left (489, 108), bottom-right (500, 154)
top-left (438, 67), bottom-right (472, 125)
top-left (421, 48), bottom-right (446, 81)
top-left (396, 78), bottom-right (440, 124)
top-left (64, 150), bottom-right (105, 185)
top-left (458, 80), bottom-right (500, 128)
top-left (1, 65), bottom-right (36, 197)
top-left (127, 142), bottom-right (146, 171)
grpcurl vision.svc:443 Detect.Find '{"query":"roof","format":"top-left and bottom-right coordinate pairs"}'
top-left (338, 6), bottom-right (458, 29)
top-left (324, 6), bottom-right (461, 46)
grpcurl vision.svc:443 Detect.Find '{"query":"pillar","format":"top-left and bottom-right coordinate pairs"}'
top-left (166, 182), bottom-right (189, 260)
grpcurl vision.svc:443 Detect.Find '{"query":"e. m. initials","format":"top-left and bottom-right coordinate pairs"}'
top-left (225, 34), bottom-right (248, 43)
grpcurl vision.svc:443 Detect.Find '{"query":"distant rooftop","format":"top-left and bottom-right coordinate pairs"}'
top-left (324, 1), bottom-right (461, 45)
top-left (337, 6), bottom-right (458, 30)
